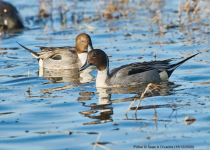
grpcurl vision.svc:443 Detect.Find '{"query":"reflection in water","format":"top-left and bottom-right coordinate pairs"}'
top-left (39, 67), bottom-right (94, 93)
top-left (184, 115), bottom-right (196, 125)
top-left (79, 82), bottom-right (181, 125)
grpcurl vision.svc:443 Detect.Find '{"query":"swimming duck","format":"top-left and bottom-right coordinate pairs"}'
top-left (0, 1), bottom-right (24, 30)
top-left (17, 33), bottom-right (93, 69)
top-left (78, 49), bottom-right (199, 87)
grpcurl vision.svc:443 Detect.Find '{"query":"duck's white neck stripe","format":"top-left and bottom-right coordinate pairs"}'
top-left (78, 53), bottom-right (87, 66)
top-left (96, 66), bottom-right (109, 87)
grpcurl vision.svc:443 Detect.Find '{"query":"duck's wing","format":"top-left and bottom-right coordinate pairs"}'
top-left (109, 59), bottom-right (172, 78)
top-left (109, 63), bottom-right (155, 78)
top-left (141, 59), bottom-right (172, 72)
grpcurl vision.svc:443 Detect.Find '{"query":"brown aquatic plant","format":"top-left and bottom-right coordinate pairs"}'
top-left (38, 0), bottom-right (52, 18)
top-left (102, 0), bottom-right (130, 19)
top-left (26, 87), bottom-right (31, 98)
top-left (26, 87), bottom-right (30, 92)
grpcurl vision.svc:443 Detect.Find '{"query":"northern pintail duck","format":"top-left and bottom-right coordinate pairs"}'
top-left (0, 1), bottom-right (24, 30)
top-left (78, 49), bottom-right (199, 87)
top-left (17, 33), bottom-right (93, 69)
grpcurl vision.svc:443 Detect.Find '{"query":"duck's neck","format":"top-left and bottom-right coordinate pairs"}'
top-left (78, 53), bottom-right (87, 66)
top-left (96, 66), bottom-right (109, 87)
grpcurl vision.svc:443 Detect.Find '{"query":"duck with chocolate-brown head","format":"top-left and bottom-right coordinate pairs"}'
top-left (78, 49), bottom-right (200, 87)
top-left (86, 49), bottom-right (108, 71)
top-left (17, 33), bottom-right (93, 69)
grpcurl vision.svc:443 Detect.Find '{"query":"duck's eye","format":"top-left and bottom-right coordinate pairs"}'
top-left (92, 54), bottom-right (96, 58)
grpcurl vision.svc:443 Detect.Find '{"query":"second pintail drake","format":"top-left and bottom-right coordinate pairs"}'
top-left (78, 49), bottom-right (199, 87)
top-left (17, 33), bottom-right (93, 69)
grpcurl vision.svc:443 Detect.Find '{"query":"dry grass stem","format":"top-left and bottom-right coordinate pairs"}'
top-left (44, 24), bottom-right (49, 35)
top-left (94, 143), bottom-right (111, 150)
top-left (153, 110), bottom-right (157, 122)
top-left (141, 45), bottom-right (145, 56)
top-left (126, 83), bottom-right (171, 115)
top-left (84, 23), bottom-right (97, 31)
top-left (93, 132), bottom-right (111, 150)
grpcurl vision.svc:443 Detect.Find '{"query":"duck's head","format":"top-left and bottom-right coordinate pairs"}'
top-left (75, 33), bottom-right (93, 54)
top-left (78, 49), bottom-right (108, 72)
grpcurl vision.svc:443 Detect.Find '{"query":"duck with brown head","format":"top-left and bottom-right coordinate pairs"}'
top-left (75, 33), bottom-right (93, 65)
top-left (78, 49), bottom-right (200, 87)
top-left (17, 33), bottom-right (93, 69)
top-left (79, 49), bottom-right (109, 87)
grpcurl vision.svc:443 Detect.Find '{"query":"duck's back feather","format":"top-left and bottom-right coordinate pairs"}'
top-left (109, 59), bottom-right (172, 78)
top-left (38, 46), bottom-right (76, 59)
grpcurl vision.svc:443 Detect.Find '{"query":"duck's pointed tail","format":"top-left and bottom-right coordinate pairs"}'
top-left (17, 42), bottom-right (39, 59)
top-left (166, 52), bottom-right (199, 78)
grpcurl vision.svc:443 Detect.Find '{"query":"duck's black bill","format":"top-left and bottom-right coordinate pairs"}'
top-left (78, 61), bottom-right (91, 72)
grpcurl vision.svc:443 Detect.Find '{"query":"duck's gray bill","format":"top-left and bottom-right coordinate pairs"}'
top-left (88, 44), bottom-right (93, 51)
top-left (78, 61), bottom-right (91, 72)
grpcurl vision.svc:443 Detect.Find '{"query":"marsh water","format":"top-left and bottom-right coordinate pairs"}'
top-left (1, 0), bottom-right (210, 149)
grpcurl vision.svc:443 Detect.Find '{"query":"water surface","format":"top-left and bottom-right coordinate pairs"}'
top-left (1, 0), bottom-right (210, 149)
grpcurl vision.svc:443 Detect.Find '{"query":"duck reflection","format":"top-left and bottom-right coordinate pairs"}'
top-left (39, 67), bottom-right (94, 93)
top-left (79, 82), bottom-right (180, 125)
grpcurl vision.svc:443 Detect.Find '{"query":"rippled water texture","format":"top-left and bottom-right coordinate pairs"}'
top-left (1, 0), bottom-right (210, 149)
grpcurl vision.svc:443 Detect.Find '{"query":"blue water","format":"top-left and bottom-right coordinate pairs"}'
top-left (1, 0), bottom-right (210, 149)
